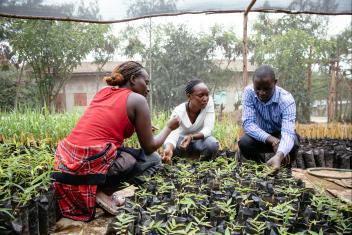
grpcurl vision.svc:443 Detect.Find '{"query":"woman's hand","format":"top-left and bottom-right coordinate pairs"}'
top-left (179, 135), bottom-right (192, 151)
top-left (162, 144), bottom-right (174, 164)
top-left (167, 115), bottom-right (180, 130)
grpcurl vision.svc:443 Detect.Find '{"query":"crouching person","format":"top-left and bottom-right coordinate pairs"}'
top-left (162, 80), bottom-right (219, 163)
top-left (51, 61), bottom-right (179, 221)
top-left (238, 65), bottom-right (300, 171)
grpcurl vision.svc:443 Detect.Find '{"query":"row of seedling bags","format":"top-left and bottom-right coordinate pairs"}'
top-left (294, 138), bottom-right (351, 169)
top-left (105, 158), bottom-right (351, 234)
top-left (0, 188), bottom-right (60, 235)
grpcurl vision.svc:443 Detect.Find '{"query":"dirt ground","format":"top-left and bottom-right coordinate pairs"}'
top-left (292, 168), bottom-right (352, 203)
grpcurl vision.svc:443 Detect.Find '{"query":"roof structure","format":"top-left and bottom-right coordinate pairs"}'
top-left (0, 0), bottom-right (351, 23)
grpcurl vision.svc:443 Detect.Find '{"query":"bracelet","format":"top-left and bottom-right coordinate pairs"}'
top-left (190, 135), bottom-right (194, 141)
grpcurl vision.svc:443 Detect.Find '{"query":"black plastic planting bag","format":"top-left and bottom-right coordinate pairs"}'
top-left (38, 194), bottom-right (51, 235)
top-left (318, 149), bottom-right (325, 167)
top-left (0, 200), bottom-right (14, 235)
top-left (38, 189), bottom-right (59, 235)
top-left (11, 205), bottom-right (30, 235)
top-left (313, 148), bottom-right (324, 167)
top-left (295, 150), bottom-right (305, 169)
top-left (303, 150), bottom-right (316, 168)
top-left (339, 153), bottom-right (351, 169)
top-left (325, 150), bottom-right (334, 168)
top-left (333, 151), bottom-right (340, 168)
top-left (28, 200), bottom-right (39, 235)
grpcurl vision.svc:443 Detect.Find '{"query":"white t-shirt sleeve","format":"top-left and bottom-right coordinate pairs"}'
top-left (164, 107), bottom-right (182, 148)
top-left (199, 97), bottom-right (215, 138)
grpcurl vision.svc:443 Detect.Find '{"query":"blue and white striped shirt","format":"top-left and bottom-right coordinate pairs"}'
top-left (242, 85), bottom-right (296, 156)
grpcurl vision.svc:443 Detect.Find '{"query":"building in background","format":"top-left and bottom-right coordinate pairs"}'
top-left (56, 60), bottom-right (256, 112)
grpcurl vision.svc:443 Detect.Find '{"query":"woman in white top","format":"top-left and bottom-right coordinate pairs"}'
top-left (162, 80), bottom-right (219, 162)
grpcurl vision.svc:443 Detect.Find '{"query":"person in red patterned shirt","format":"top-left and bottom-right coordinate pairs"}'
top-left (52, 61), bottom-right (179, 221)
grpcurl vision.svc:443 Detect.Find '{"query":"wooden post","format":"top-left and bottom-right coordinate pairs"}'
top-left (243, 14), bottom-right (249, 88)
top-left (328, 60), bottom-right (337, 122)
top-left (149, 18), bottom-right (153, 113)
top-left (242, 0), bottom-right (257, 88)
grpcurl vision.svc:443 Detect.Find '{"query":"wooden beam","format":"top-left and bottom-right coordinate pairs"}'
top-left (245, 0), bottom-right (257, 15)
top-left (242, 0), bottom-right (257, 88)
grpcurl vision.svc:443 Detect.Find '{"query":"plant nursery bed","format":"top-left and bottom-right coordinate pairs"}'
top-left (103, 156), bottom-right (351, 234)
top-left (1, 139), bottom-right (351, 235)
top-left (0, 143), bottom-right (58, 235)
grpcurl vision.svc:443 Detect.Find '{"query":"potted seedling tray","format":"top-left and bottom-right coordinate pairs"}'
top-left (107, 156), bottom-right (352, 234)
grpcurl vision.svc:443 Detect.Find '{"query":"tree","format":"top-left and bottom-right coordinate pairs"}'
top-left (251, 14), bottom-right (328, 122)
top-left (119, 23), bottom-right (241, 111)
top-left (320, 28), bottom-right (352, 122)
top-left (3, 19), bottom-right (111, 109)
top-left (126, 0), bottom-right (177, 17)
top-left (93, 26), bottom-right (120, 92)
top-left (0, 0), bottom-right (102, 110)
top-left (126, 0), bottom-right (178, 111)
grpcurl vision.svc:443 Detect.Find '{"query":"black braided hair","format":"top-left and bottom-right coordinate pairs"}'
top-left (185, 79), bottom-right (203, 95)
top-left (104, 61), bottom-right (145, 86)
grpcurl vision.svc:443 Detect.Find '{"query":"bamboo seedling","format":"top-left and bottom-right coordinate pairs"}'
top-left (111, 212), bottom-right (135, 235)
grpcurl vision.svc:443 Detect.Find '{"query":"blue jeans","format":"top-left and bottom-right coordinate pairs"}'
top-left (174, 135), bottom-right (219, 160)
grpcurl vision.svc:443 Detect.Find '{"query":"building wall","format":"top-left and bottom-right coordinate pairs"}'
top-left (57, 61), bottom-right (256, 112)
top-left (60, 73), bottom-right (106, 112)
top-left (58, 72), bottom-right (255, 112)
top-left (214, 72), bottom-right (254, 112)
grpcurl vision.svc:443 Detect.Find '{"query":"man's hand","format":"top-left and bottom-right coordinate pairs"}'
top-left (266, 135), bottom-right (280, 153)
top-left (266, 152), bottom-right (285, 173)
top-left (179, 135), bottom-right (192, 151)
top-left (162, 144), bottom-right (174, 164)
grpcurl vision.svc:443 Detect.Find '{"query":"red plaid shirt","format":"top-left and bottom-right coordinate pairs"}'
top-left (53, 139), bottom-right (118, 221)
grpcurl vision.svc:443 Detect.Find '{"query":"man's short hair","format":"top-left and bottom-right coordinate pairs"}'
top-left (253, 65), bottom-right (276, 81)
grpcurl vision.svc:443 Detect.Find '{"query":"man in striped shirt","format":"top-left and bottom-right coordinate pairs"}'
top-left (239, 65), bottom-right (300, 171)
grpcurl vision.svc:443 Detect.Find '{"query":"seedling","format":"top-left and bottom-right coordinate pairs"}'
top-left (111, 212), bottom-right (135, 235)
top-left (165, 218), bottom-right (199, 235)
top-left (214, 199), bottom-right (237, 221)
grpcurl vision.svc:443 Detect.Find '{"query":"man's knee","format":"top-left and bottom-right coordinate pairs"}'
top-left (238, 134), bottom-right (255, 151)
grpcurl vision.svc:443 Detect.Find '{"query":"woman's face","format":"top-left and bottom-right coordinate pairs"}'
top-left (131, 69), bottom-right (150, 97)
top-left (189, 83), bottom-right (209, 109)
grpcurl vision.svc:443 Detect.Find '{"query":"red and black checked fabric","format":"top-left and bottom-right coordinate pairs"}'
top-left (53, 139), bottom-right (118, 221)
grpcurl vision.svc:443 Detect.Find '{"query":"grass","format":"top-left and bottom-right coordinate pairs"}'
top-left (1, 110), bottom-right (350, 148)
top-left (0, 110), bottom-right (240, 149)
